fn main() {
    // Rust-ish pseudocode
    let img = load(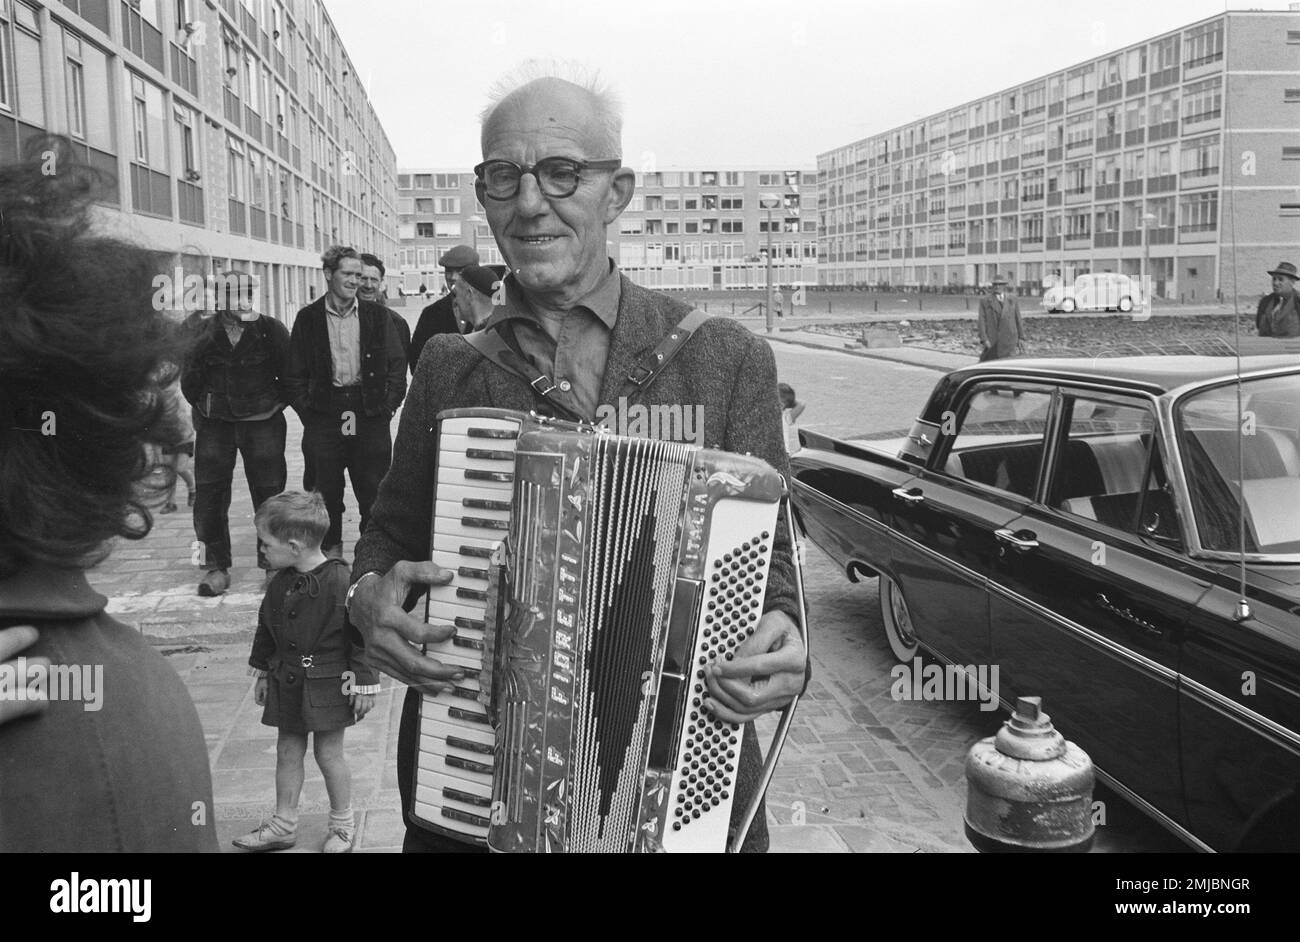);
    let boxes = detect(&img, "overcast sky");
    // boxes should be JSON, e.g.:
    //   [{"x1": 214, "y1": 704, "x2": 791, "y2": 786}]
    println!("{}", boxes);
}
[{"x1": 324, "y1": 0, "x2": 1256, "y2": 170}]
